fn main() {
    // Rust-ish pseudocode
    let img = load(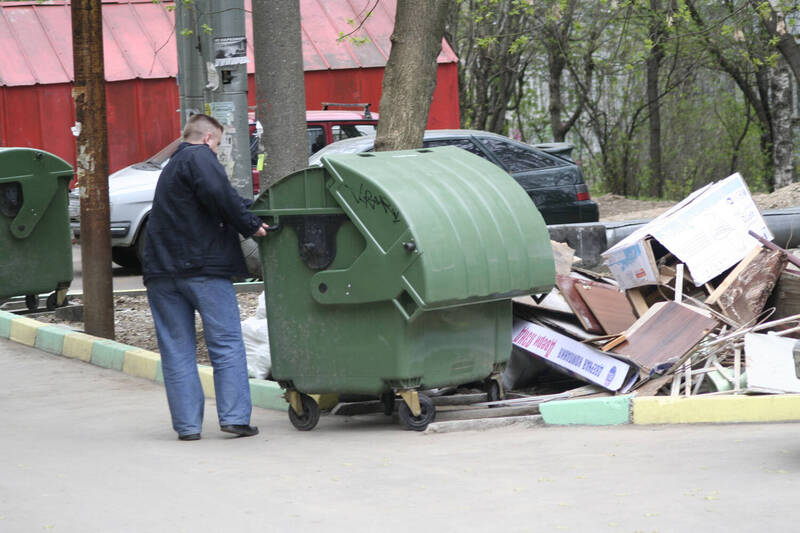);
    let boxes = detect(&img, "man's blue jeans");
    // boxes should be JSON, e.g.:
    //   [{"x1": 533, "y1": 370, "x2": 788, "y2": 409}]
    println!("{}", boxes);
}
[{"x1": 146, "y1": 276, "x2": 253, "y2": 436}]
